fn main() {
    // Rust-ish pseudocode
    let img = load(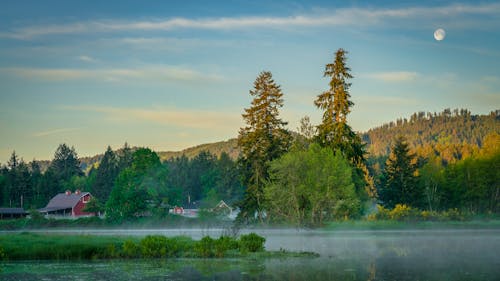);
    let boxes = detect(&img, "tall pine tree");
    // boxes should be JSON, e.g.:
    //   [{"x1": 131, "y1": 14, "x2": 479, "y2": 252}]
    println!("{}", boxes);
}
[
  {"x1": 91, "y1": 146, "x2": 120, "y2": 202},
  {"x1": 48, "y1": 144, "x2": 83, "y2": 193},
  {"x1": 237, "y1": 71, "x2": 291, "y2": 221},
  {"x1": 379, "y1": 136, "x2": 422, "y2": 208},
  {"x1": 314, "y1": 49, "x2": 365, "y2": 165}
]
